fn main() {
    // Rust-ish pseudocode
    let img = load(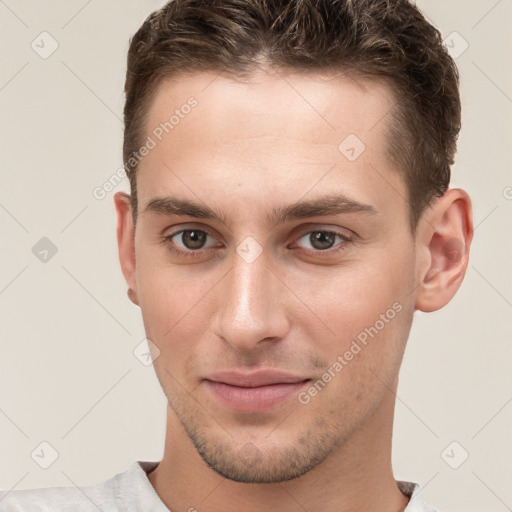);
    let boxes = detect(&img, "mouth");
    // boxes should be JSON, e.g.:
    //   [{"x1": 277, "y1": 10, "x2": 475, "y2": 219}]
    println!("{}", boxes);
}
[{"x1": 203, "y1": 370, "x2": 311, "y2": 413}]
